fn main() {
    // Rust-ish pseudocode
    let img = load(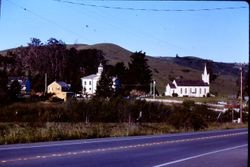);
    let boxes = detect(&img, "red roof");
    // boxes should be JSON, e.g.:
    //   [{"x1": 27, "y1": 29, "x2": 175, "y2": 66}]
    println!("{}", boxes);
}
[
  {"x1": 169, "y1": 83, "x2": 176, "y2": 88},
  {"x1": 175, "y1": 80, "x2": 209, "y2": 87}
]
